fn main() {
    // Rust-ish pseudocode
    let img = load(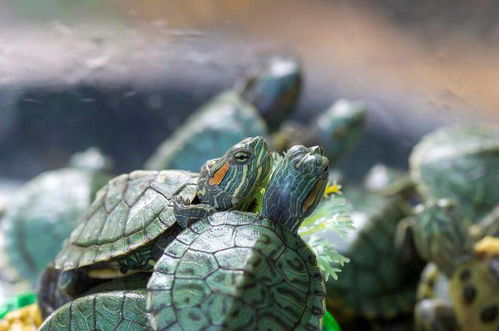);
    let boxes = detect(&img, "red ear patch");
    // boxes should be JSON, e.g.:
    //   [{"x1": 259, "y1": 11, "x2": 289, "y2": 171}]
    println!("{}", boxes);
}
[
  {"x1": 209, "y1": 162, "x2": 230, "y2": 186},
  {"x1": 302, "y1": 180, "x2": 324, "y2": 213}
]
